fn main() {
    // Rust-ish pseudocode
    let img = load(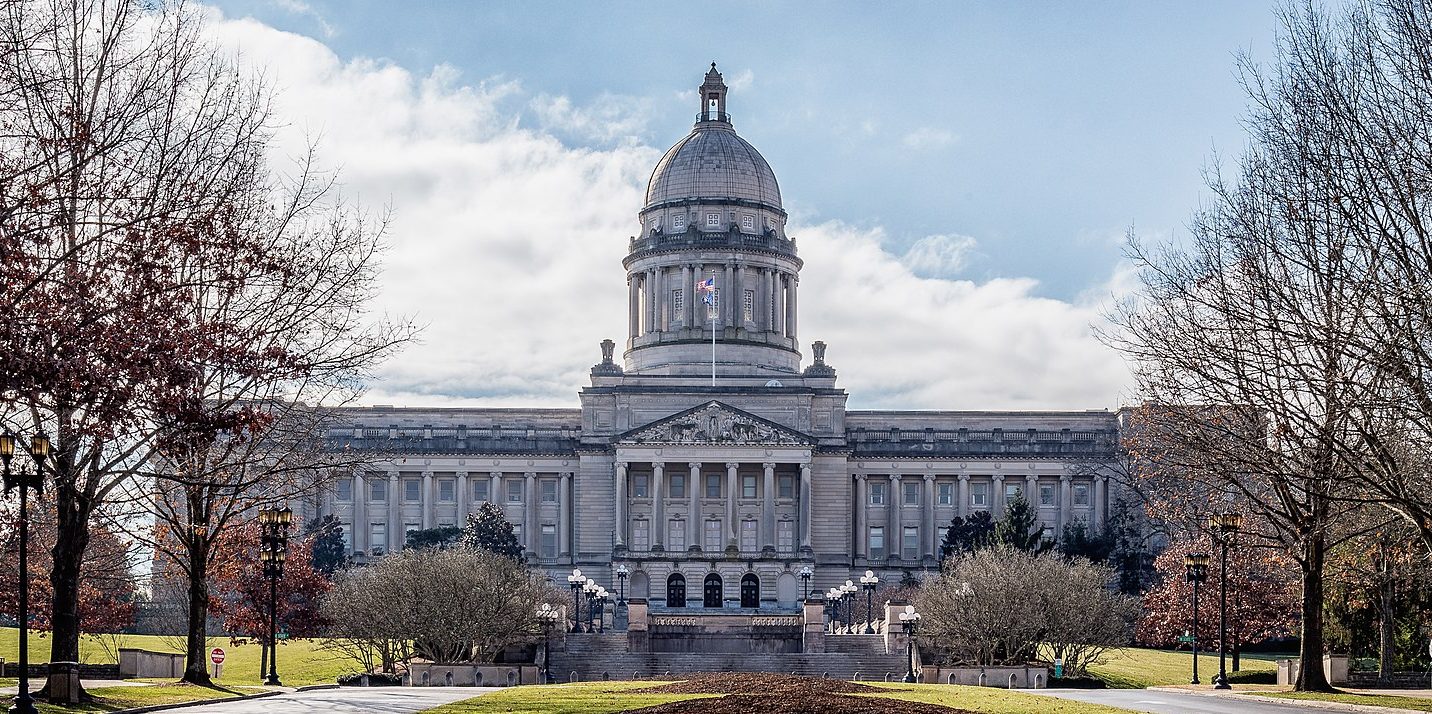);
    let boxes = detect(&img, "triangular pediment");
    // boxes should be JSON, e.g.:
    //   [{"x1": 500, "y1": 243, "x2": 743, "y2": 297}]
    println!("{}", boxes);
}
[{"x1": 619, "y1": 401, "x2": 814, "y2": 447}]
